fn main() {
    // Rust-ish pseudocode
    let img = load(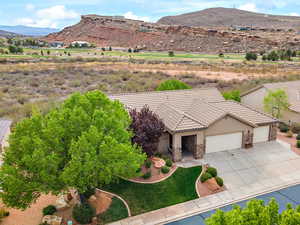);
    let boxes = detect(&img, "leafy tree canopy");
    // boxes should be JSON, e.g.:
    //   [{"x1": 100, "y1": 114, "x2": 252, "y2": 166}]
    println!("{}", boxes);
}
[
  {"x1": 156, "y1": 80, "x2": 191, "y2": 91},
  {"x1": 130, "y1": 106, "x2": 165, "y2": 156},
  {"x1": 264, "y1": 89, "x2": 290, "y2": 119},
  {"x1": 0, "y1": 91, "x2": 145, "y2": 209},
  {"x1": 222, "y1": 90, "x2": 241, "y2": 102},
  {"x1": 206, "y1": 198, "x2": 300, "y2": 225}
]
